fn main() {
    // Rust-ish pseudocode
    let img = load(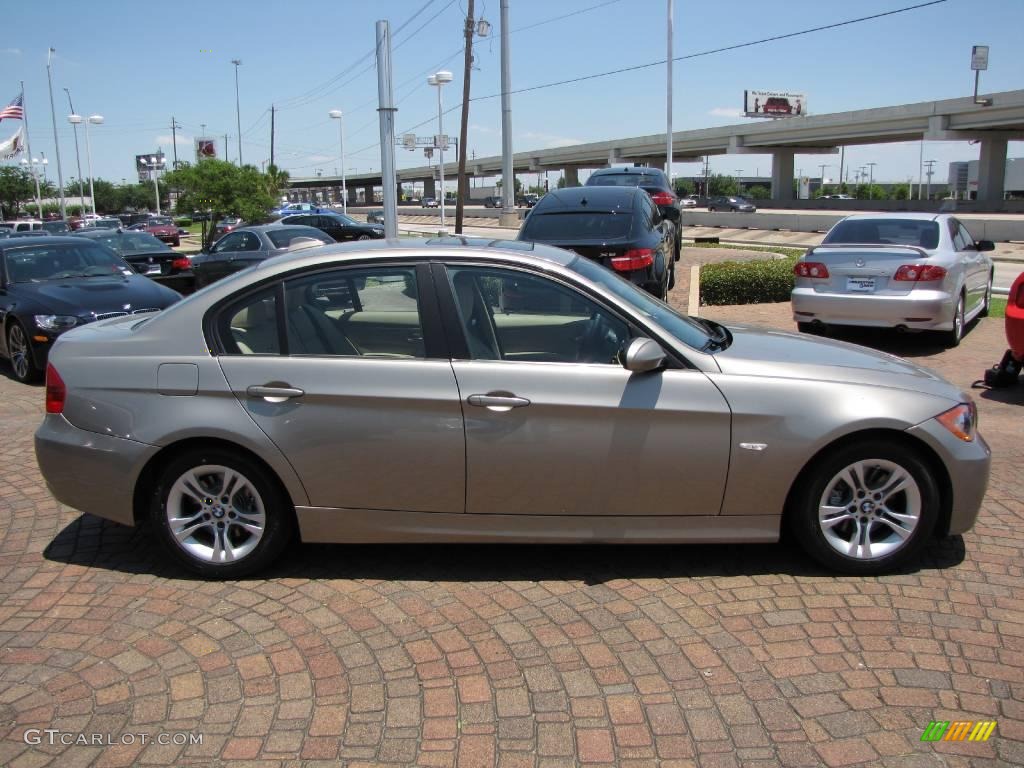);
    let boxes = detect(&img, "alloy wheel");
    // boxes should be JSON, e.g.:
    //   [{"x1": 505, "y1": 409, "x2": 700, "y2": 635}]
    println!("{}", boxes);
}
[
  {"x1": 8, "y1": 324, "x2": 30, "y2": 381},
  {"x1": 165, "y1": 465, "x2": 266, "y2": 564},
  {"x1": 817, "y1": 458, "x2": 921, "y2": 560}
]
